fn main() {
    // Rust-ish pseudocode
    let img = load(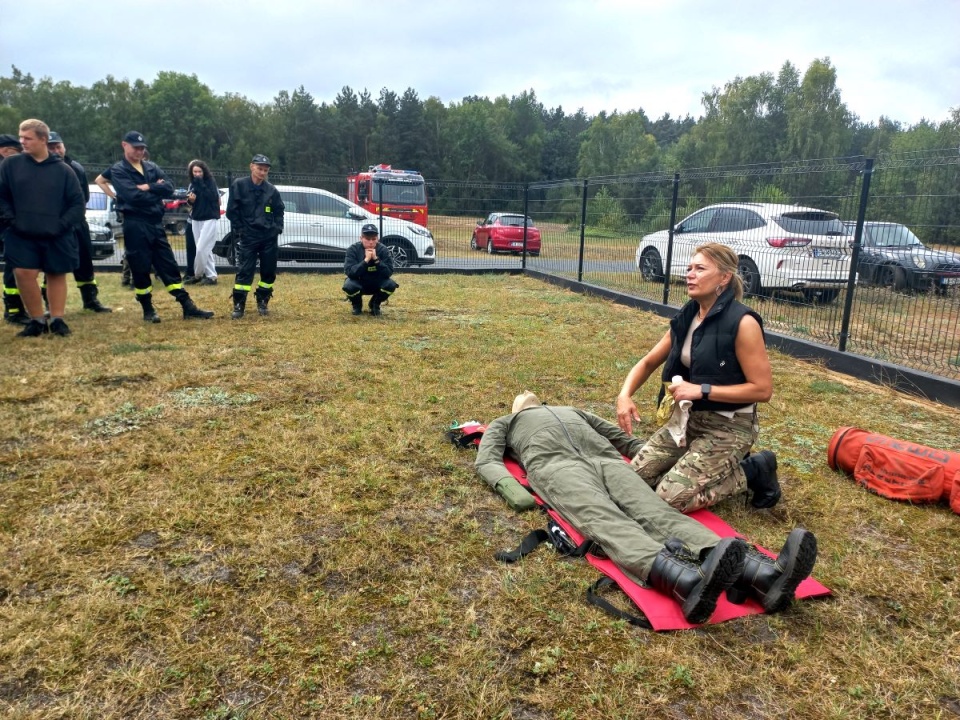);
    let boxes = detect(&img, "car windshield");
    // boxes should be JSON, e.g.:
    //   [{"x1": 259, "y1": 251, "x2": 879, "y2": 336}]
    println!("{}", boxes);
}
[
  {"x1": 87, "y1": 193, "x2": 108, "y2": 210},
  {"x1": 865, "y1": 224, "x2": 923, "y2": 248},
  {"x1": 774, "y1": 211, "x2": 846, "y2": 236},
  {"x1": 500, "y1": 215, "x2": 535, "y2": 227},
  {"x1": 371, "y1": 181, "x2": 426, "y2": 205}
]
